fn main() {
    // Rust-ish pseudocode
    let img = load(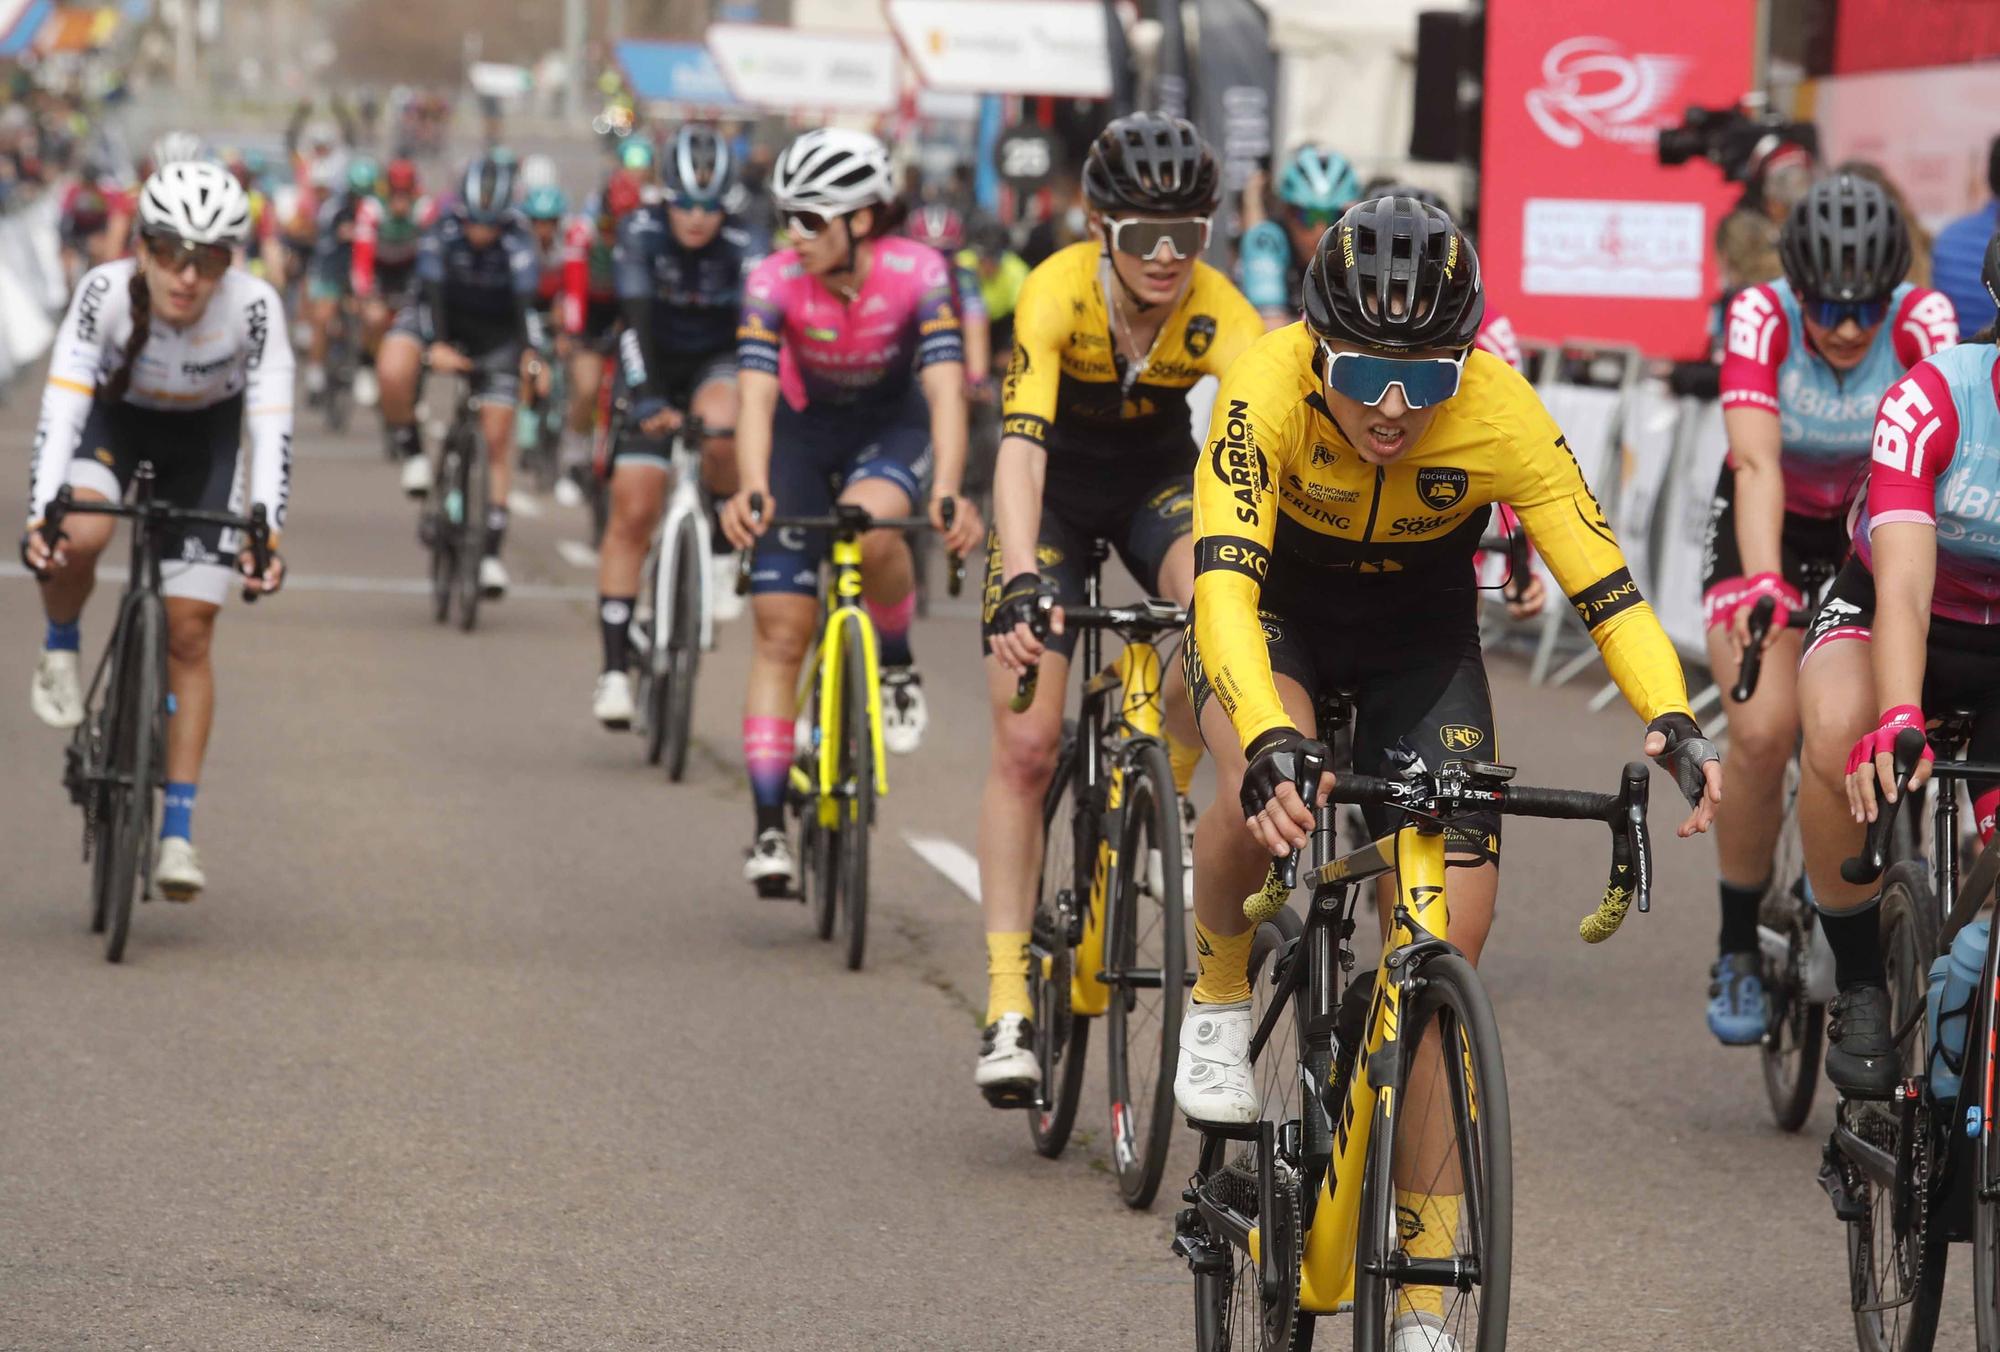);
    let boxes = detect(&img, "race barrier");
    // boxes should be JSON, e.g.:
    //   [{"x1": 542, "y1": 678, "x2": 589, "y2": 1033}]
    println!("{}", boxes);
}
[{"x1": 0, "y1": 191, "x2": 65, "y2": 392}]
